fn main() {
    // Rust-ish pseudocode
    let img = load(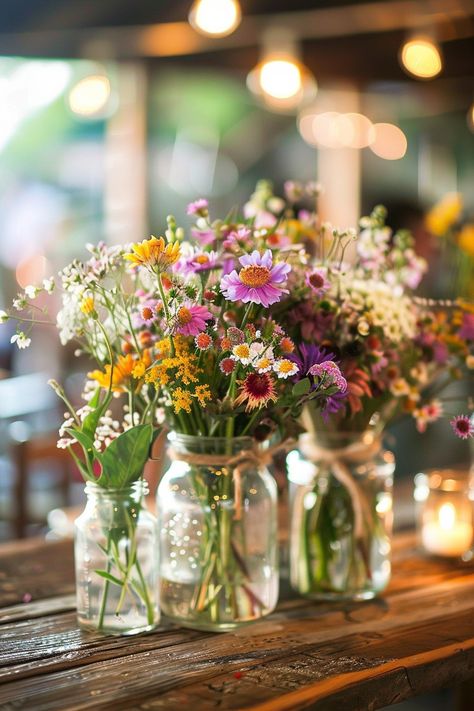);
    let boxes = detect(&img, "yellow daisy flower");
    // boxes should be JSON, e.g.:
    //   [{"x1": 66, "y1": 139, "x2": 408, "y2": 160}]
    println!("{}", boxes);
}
[{"x1": 125, "y1": 236, "x2": 181, "y2": 272}]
